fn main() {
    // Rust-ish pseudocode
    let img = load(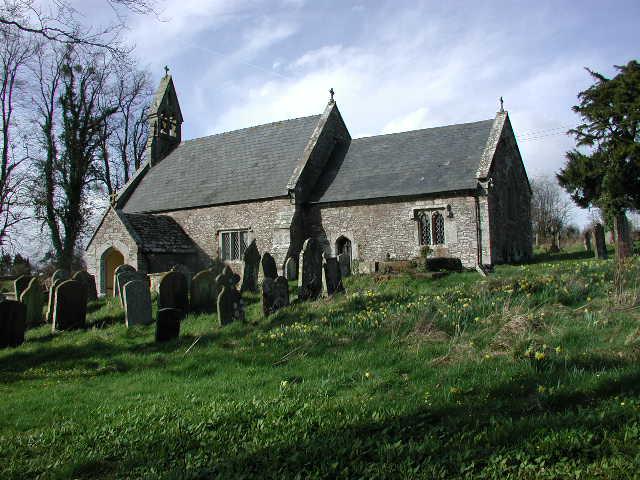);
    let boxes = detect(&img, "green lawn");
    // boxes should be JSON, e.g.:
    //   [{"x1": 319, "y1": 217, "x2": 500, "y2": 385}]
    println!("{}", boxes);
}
[{"x1": 1, "y1": 253, "x2": 640, "y2": 479}]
